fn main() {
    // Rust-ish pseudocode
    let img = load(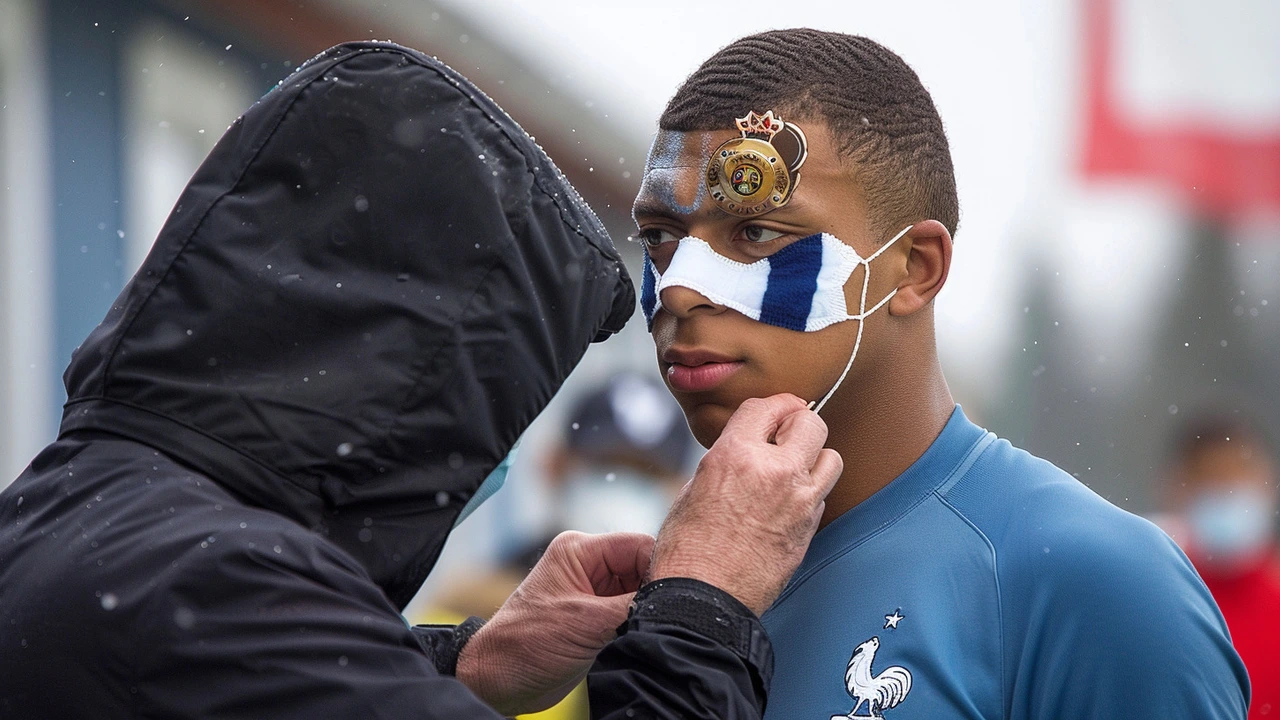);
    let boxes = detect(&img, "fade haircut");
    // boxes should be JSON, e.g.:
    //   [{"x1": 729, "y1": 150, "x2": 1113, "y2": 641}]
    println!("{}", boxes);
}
[{"x1": 660, "y1": 29, "x2": 959, "y2": 241}]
